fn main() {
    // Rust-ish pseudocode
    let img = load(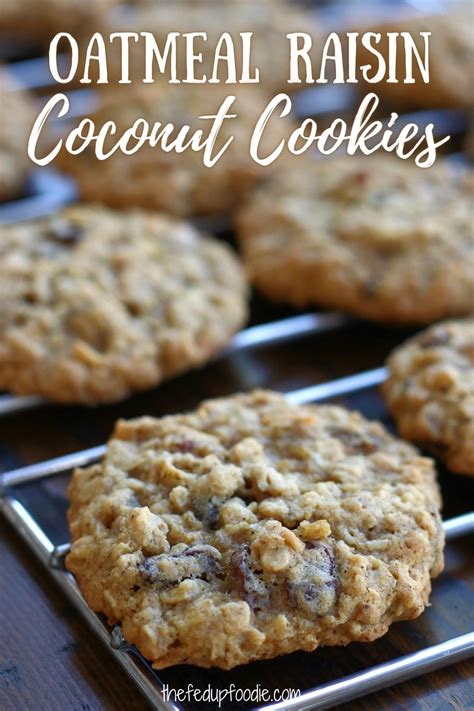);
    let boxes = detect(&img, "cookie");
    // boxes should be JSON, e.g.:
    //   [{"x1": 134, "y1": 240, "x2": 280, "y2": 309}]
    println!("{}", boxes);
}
[
  {"x1": 0, "y1": 67, "x2": 34, "y2": 202},
  {"x1": 383, "y1": 319, "x2": 474, "y2": 476},
  {"x1": 356, "y1": 5, "x2": 474, "y2": 109},
  {"x1": 67, "y1": 389, "x2": 444, "y2": 670},
  {"x1": 237, "y1": 155, "x2": 474, "y2": 324},
  {"x1": 0, "y1": 0, "x2": 117, "y2": 44},
  {"x1": 60, "y1": 84, "x2": 296, "y2": 218},
  {"x1": 99, "y1": 1, "x2": 316, "y2": 94},
  {"x1": 0, "y1": 205, "x2": 247, "y2": 404}
]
